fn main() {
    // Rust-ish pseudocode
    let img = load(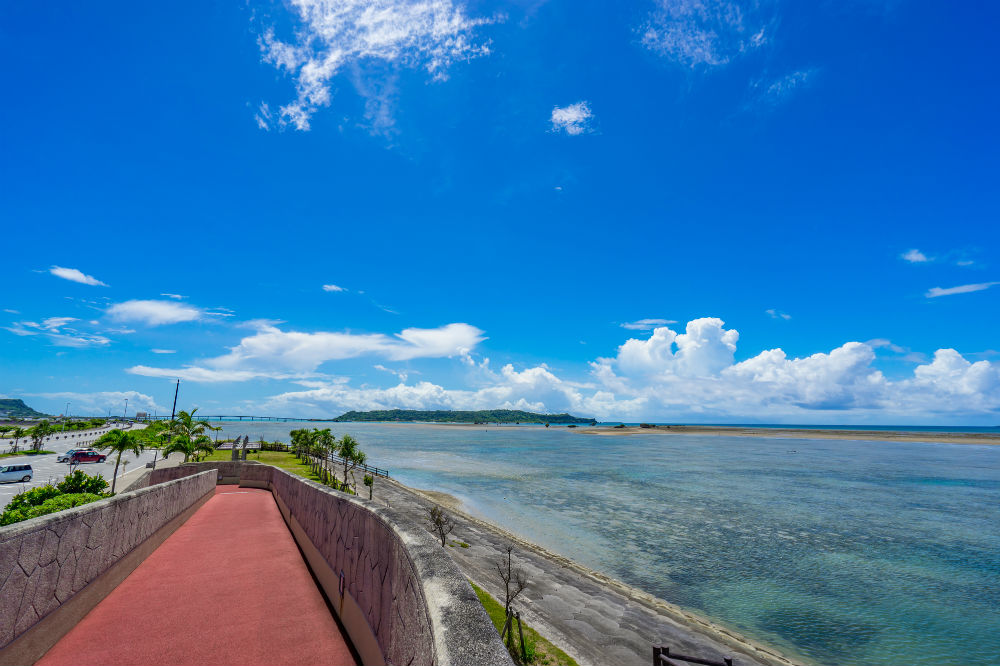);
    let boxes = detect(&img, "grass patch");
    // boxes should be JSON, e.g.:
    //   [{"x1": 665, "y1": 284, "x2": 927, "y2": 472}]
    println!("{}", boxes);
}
[
  {"x1": 0, "y1": 450, "x2": 55, "y2": 459},
  {"x1": 199, "y1": 449, "x2": 325, "y2": 484},
  {"x1": 469, "y1": 581, "x2": 578, "y2": 666}
]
